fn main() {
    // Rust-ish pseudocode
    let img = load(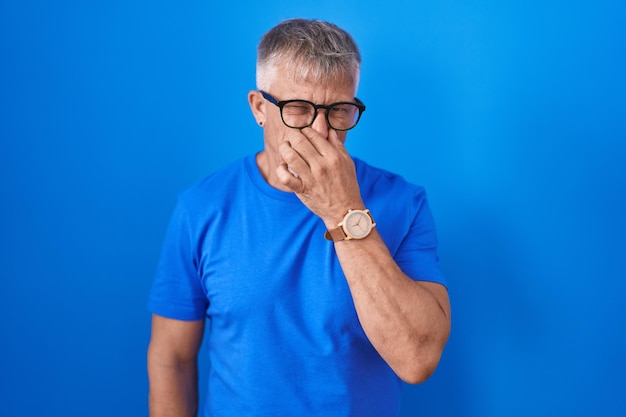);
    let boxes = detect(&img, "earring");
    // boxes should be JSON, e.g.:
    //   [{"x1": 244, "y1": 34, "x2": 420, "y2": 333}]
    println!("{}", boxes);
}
[{"x1": 259, "y1": 121, "x2": 264, "y2": 126}]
